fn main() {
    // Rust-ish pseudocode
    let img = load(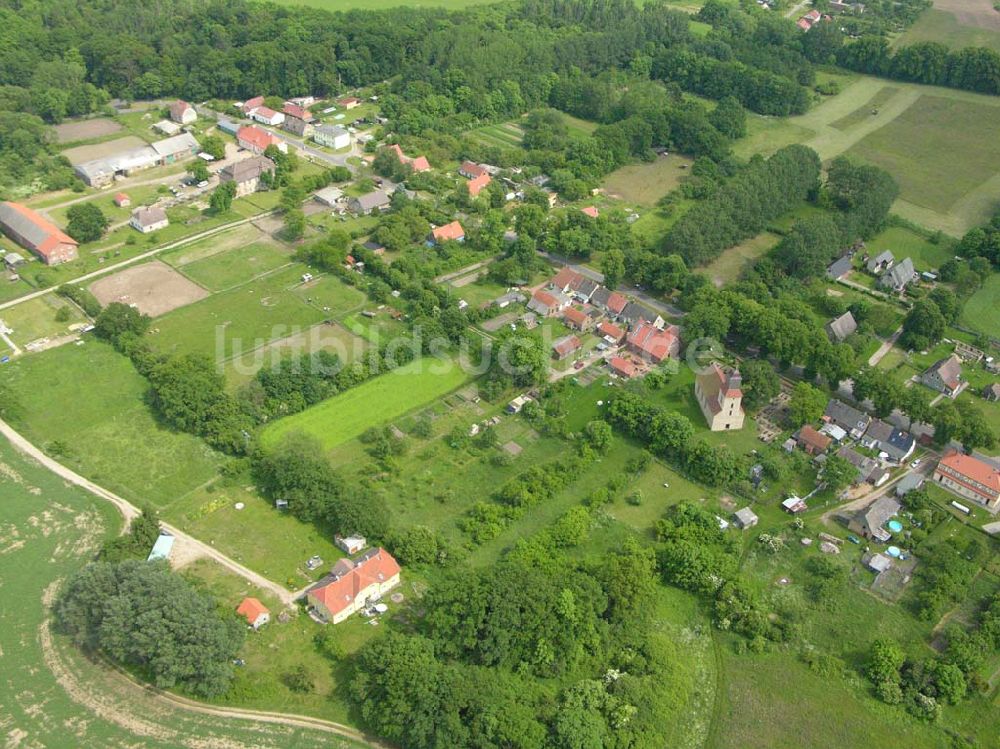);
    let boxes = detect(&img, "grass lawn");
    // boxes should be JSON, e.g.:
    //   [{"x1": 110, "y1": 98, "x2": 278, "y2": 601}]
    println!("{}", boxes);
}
[
  {"x1": 959, "y1": 272, "x2": 1000, "y2": 336},
  {"x1": 864, "y1": 225, "x2": 954, "y2": 272},
  {"x1": 733, "y1": 115, "x2": 816, "y2": 159},
  {"x1": 261, "y1": 356, "x2": 473, "y2": 450},
  {"x1": 468, "y1": 122, "x2": 524, "y2": 149},
  {"x1": 0, "y1": 294, "x2": 88, "y2": 348},
  {"x1": 176, "y1": 241, "x2": 294, "y2": 291},
  {"x1": 561, "y1": 112, "x2": 598, "y2": 138},
  {"x1": 601, "y1": 156, "x2": 695, "y2": 207},
  {"x1": 848, "y1": 95, "x2": 1000, "y2": 215},
  {"x1": 829, "y1": 85, "x2": 902, "y2": 131},
  {"x1": 702, "y1": 232, "x2": 781, "y2": 286},
  {"x1": 1, "y1": 340, "x2": 221, "y2": 508},
  {"x1": 895, "y1": 7, "x2": 1000, "y2": 54},
  {"x1": 150, "y1": 265, "x2": 363, "y2": 361}
]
